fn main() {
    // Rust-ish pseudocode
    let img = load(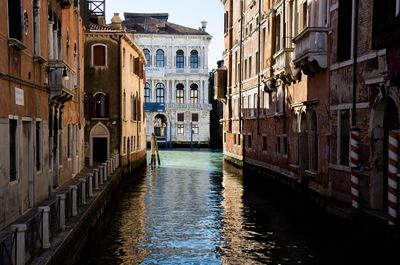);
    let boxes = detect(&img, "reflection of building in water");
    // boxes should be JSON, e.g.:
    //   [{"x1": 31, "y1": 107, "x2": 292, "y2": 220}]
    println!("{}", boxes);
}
[
  {"x1": 116, "y1": 178, "x2": 149, "y2": 263},
  {"x1": 123, "y1": 13, "x2": 212, "y2": 147},
  {"x1": 220, "y1": 166, "x2": 270, "y2": 264}
]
